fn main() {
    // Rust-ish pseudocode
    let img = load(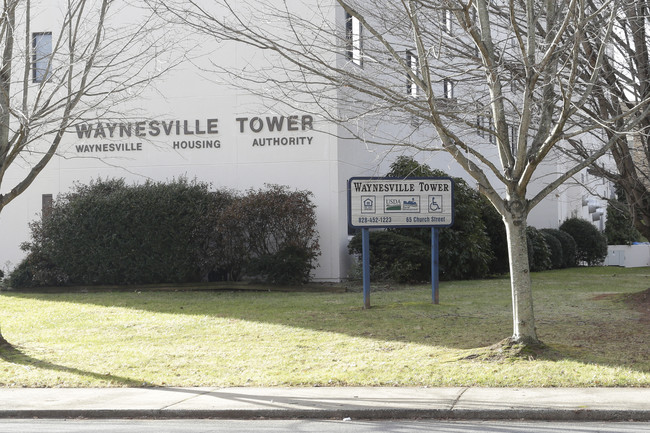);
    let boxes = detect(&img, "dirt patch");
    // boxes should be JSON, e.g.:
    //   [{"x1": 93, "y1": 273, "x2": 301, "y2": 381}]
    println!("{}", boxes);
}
[
  {"x1": 592, "y1": 293, "x2": 616, "y2": 301},
  {"x1": 594, "y1": 288, "x2": 650, "y2": 323},
  {"x1": 623, "y1": 288, "x2": 650, "y2": 323},
  {"x1": 623, "y1": 287, "x2": 650, "y2": 304}
]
